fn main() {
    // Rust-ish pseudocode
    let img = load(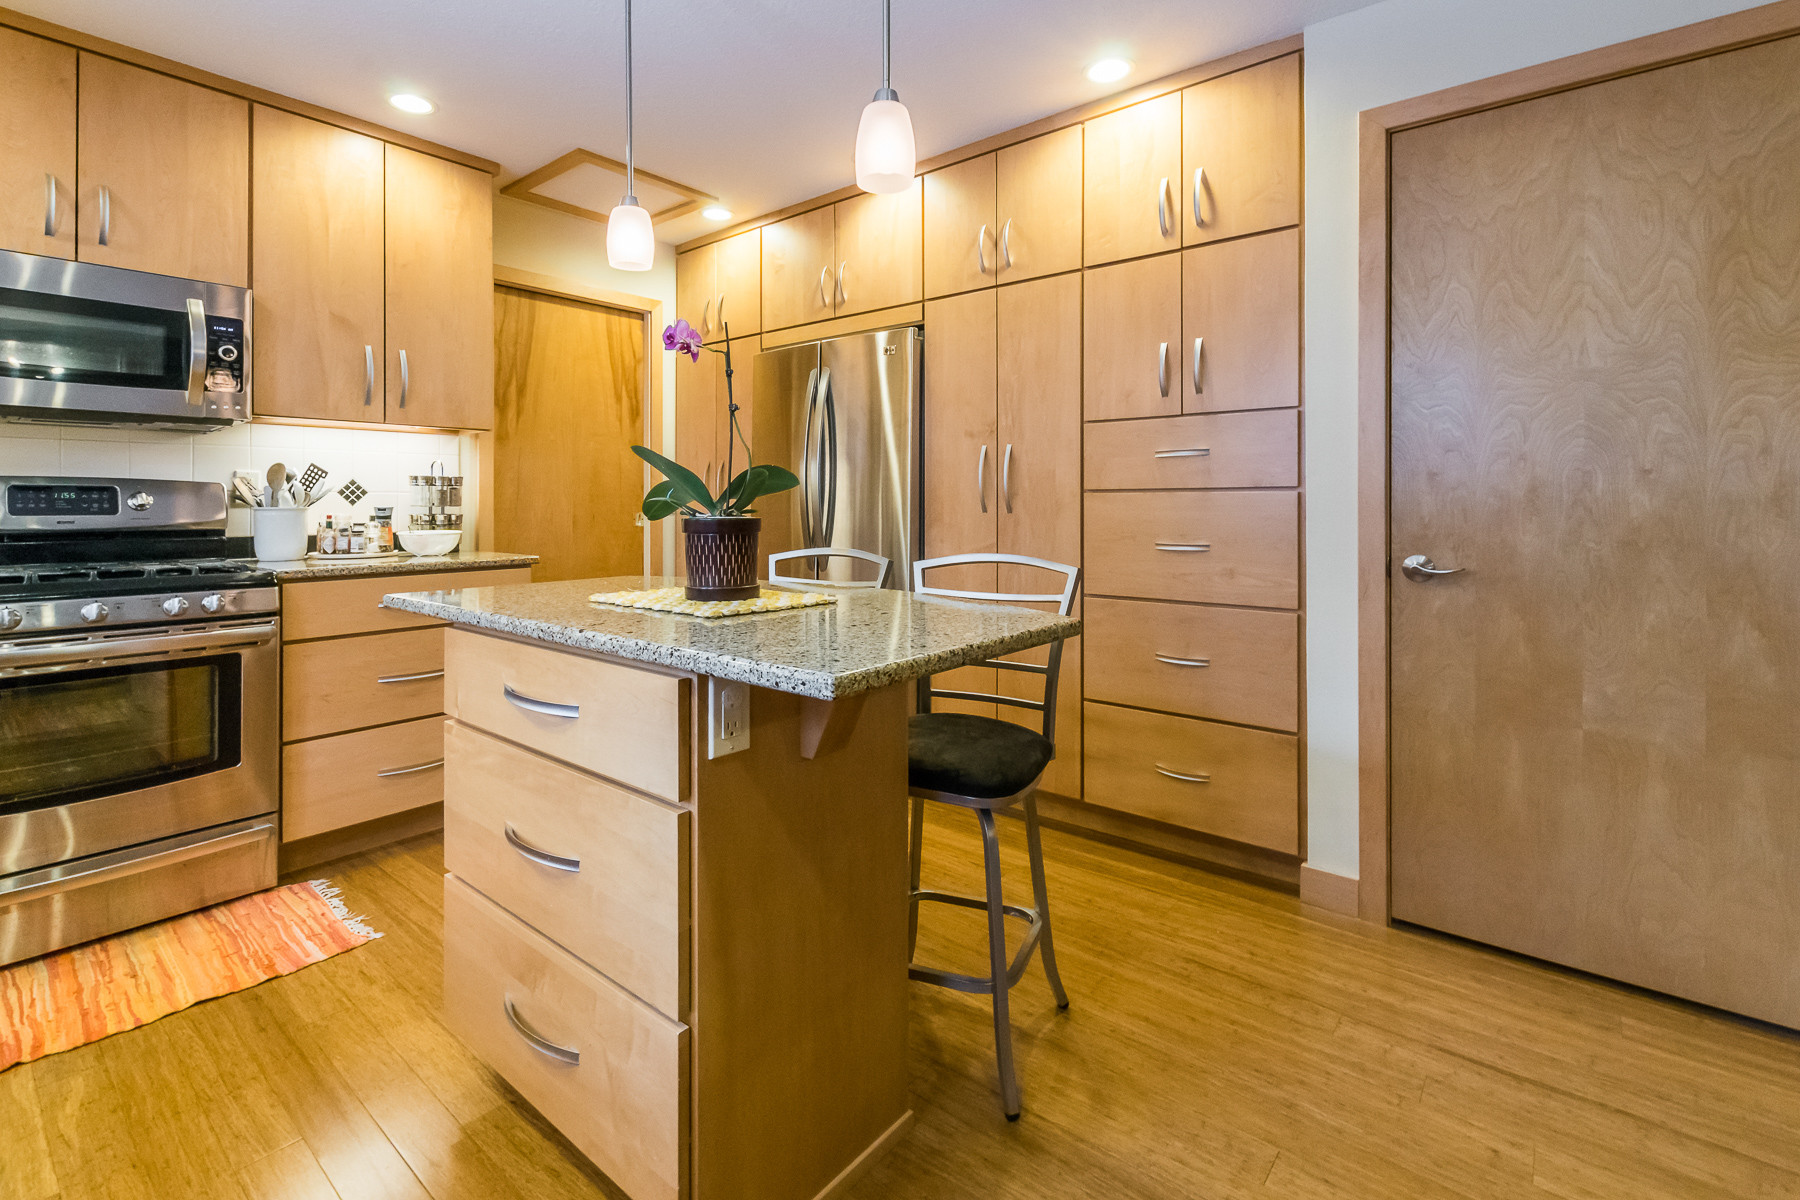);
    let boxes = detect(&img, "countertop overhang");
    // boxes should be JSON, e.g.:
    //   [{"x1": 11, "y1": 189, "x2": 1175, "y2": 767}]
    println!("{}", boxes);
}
[
  {"x1": 265, "y1": 550, "x2": 539, "y2": 582},
  {"x1": 380, "y1": 575, "x2": 1081, "y2": 700}
]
